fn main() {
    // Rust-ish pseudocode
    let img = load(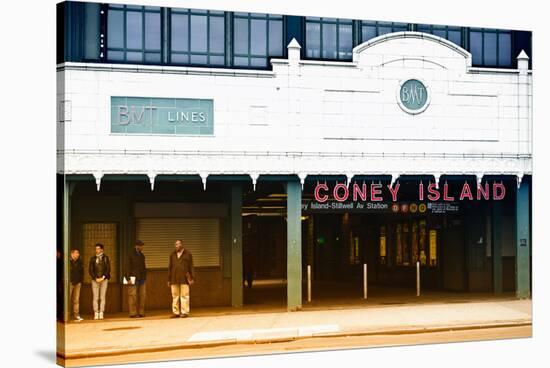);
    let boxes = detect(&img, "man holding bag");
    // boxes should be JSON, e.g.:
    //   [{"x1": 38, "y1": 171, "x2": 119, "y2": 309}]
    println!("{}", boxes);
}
[
  {"x1": 126, "y1": 239, "x2": 147, "y2": 318},
  {"x1": 167, "y1": 239, "x2": 195, "y2": 318}
]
